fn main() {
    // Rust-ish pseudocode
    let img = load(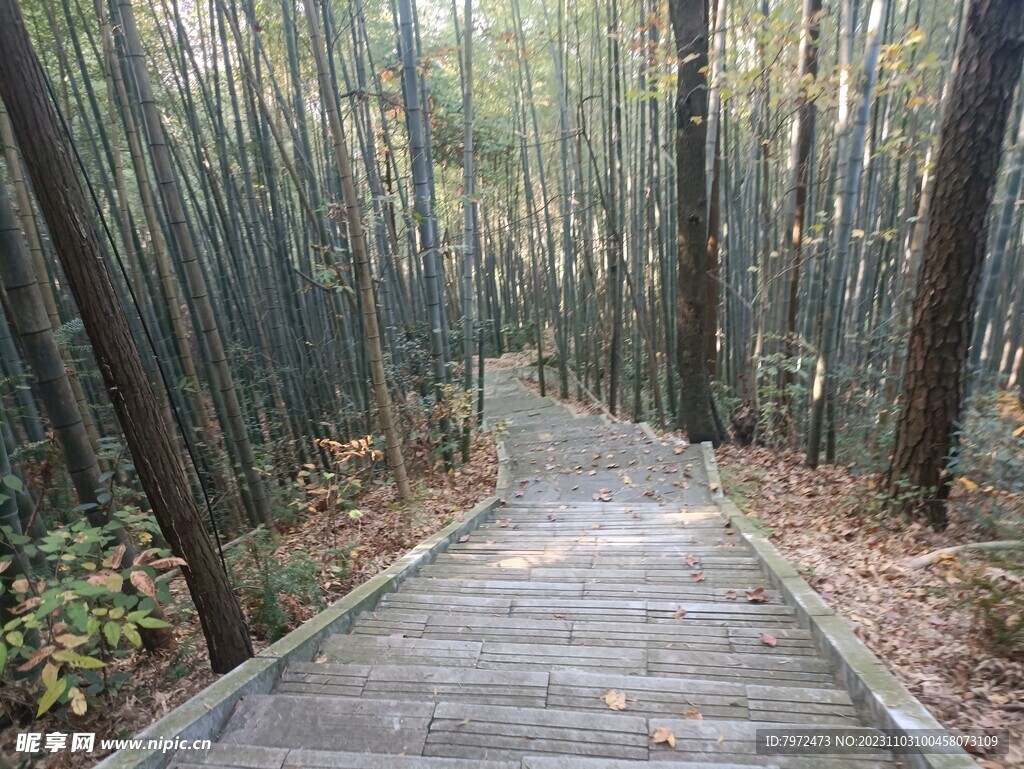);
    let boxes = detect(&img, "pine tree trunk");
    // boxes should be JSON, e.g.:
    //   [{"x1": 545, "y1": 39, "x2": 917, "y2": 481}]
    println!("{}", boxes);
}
[
  {"x1": 887, "y1": 0, "x2": 1024, "y2": 527},
  {"x1": 0, "y1": 0, "x2": 251, "y2": 671}
]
